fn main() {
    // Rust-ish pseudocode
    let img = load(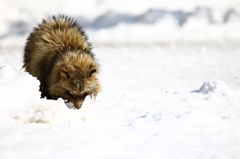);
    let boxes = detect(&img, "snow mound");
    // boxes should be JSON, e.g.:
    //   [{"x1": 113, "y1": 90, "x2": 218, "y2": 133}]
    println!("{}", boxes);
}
[
  {"x1": 0, "y1": 65, "x2": 86, "y2": 125},
  {"x1": 0, "y1": 65, "x2": 40, "y2": 111},
  {"x1": 13, "y1": 99, "x2": 86, "y2": 125},
  {"x1": 197, "y1": 79, "x2": 234, "y2": 96},
  {"x1": 0, "y1": 65, "x2": 18, "y2": 79}
]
